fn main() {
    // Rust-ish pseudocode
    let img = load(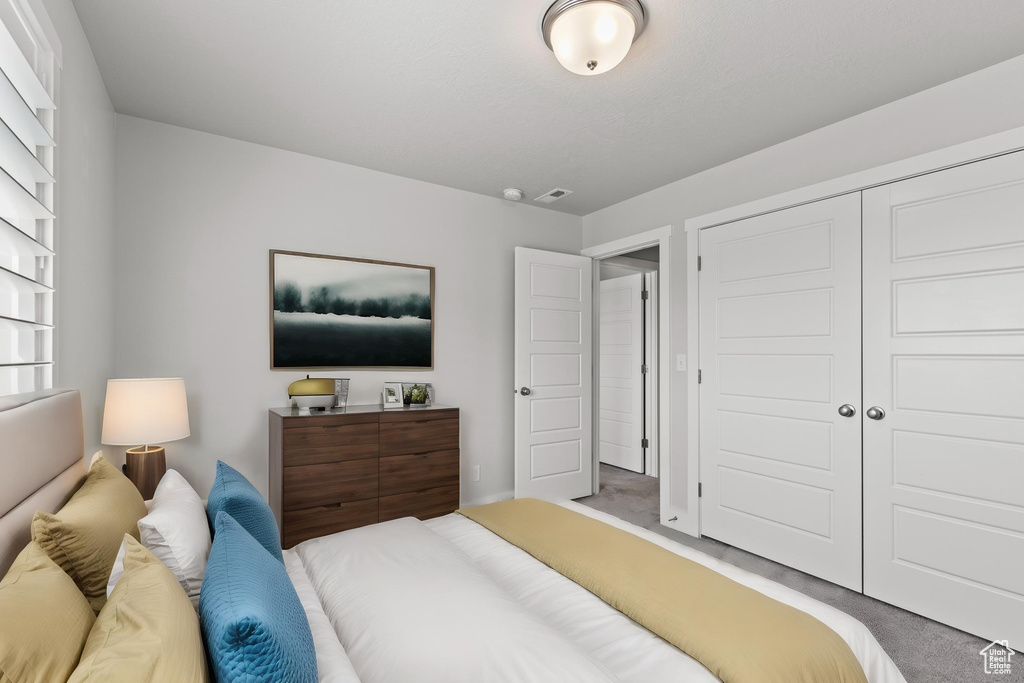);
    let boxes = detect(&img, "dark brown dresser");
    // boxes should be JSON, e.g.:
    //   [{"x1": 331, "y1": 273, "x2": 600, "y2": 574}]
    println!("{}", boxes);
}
[{"x1": 269, "y1": 404, "x2": 460, "y2": 548}]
